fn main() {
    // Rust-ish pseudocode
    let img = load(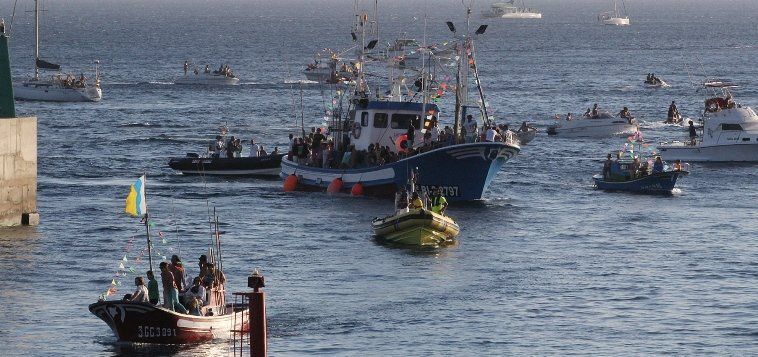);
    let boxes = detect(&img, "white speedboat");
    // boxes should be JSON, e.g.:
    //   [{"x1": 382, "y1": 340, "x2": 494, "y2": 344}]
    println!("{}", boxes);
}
[
  {"x1": 598, "y1": 1, "x2": 630, "y2": 26},
  {"x1": 482, "y1": 1, "x2": 542, "y2": 19},
  {"x1": 175, "y1": 72, "x2": 239, "y2": 86},
  {"x1": 657, "y1": 83, "x2": 758, "y2": 162},
  {"x1": 547, "y1": 112, "x2": 638, "y2": 137},
  {"x1": 13, "y1": 0, "x2": 102, "y2": 102}
]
